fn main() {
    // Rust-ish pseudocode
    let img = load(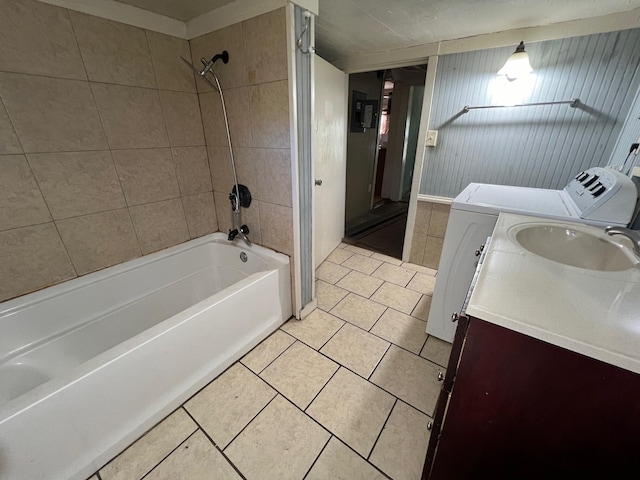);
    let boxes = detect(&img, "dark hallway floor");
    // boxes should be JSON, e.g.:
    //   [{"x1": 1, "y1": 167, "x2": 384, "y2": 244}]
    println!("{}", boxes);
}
[{"x1": 344, "y1": 201, "x2": 408, "y2": 259}]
